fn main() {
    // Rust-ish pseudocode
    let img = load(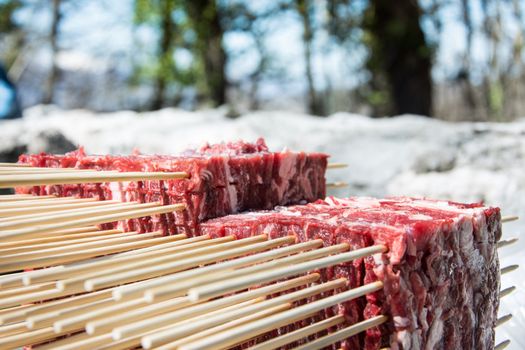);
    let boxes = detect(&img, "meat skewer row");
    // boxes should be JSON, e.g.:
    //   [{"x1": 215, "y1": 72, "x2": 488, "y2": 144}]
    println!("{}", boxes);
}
[
  {"x1": 0, "y1": 180, "x2": 518, "y2": 349},
  {"x1": 0, "y1": 221, "x2": 516, "y2": 350}
]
